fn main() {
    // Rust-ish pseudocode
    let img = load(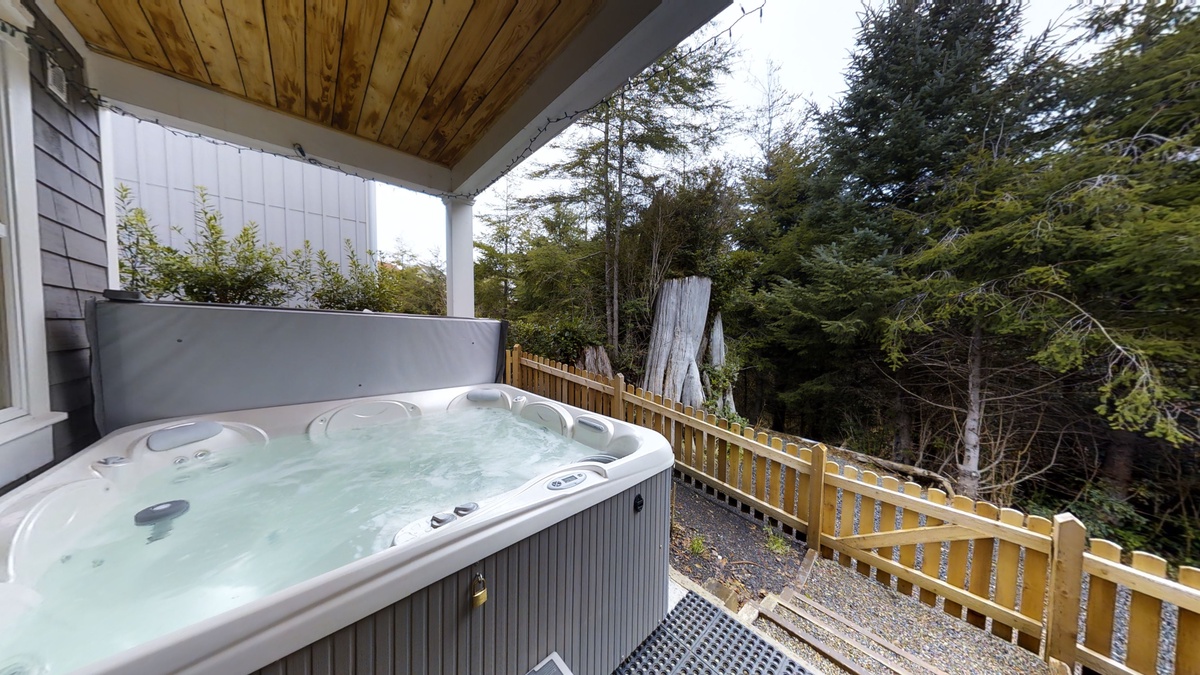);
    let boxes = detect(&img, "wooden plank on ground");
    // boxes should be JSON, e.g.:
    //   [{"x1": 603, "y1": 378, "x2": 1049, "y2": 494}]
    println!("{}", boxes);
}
[
  {"x1": 1083, "y1": 539, "x2": 1121, "y2": 664},
  {"x1": 1126, "y1": 552, "x2": 1167, "y2": 674},
  {"x1": 785, "y1": 595, "x2": 950, "y2": 675},
  {"x1": 755, "y1": 605, "x2": 874, "y2": 675},
  {"x1": 794, "y1": 549, "x2": 819, "y2": 591},
  {"x1": 773, "y1": 599, "x2": 921, "y2": 675},
  {"x1": 896, "y1": 482, "x2": 922, "y2": 596},
  {"x1": 991, "y1": 508, "x2": 1024, "y2": 641}
]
